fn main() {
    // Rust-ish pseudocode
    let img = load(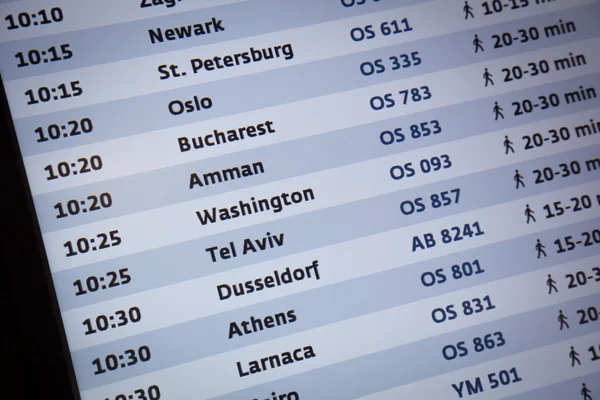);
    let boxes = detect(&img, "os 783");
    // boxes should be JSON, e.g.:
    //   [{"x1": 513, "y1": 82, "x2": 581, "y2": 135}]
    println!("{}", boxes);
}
[{"x1": 370, "y1": 85, "x2": 432, "y2": 110}]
